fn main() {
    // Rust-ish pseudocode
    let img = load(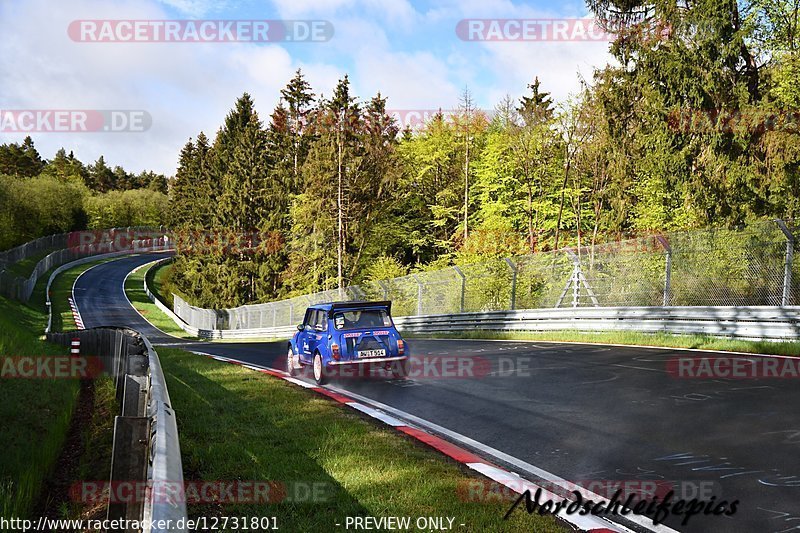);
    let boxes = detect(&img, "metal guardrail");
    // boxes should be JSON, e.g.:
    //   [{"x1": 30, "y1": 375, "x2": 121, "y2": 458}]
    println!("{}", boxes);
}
[
  {"x1": 156, "y1": 299, "x2": 800, "y2": 342},
  {"x1": 47, "y1": 328, "x2": 187, "y2": 533},
  {"x1": 393, "y1": 306, "x2": 800, "y2": 341}
]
